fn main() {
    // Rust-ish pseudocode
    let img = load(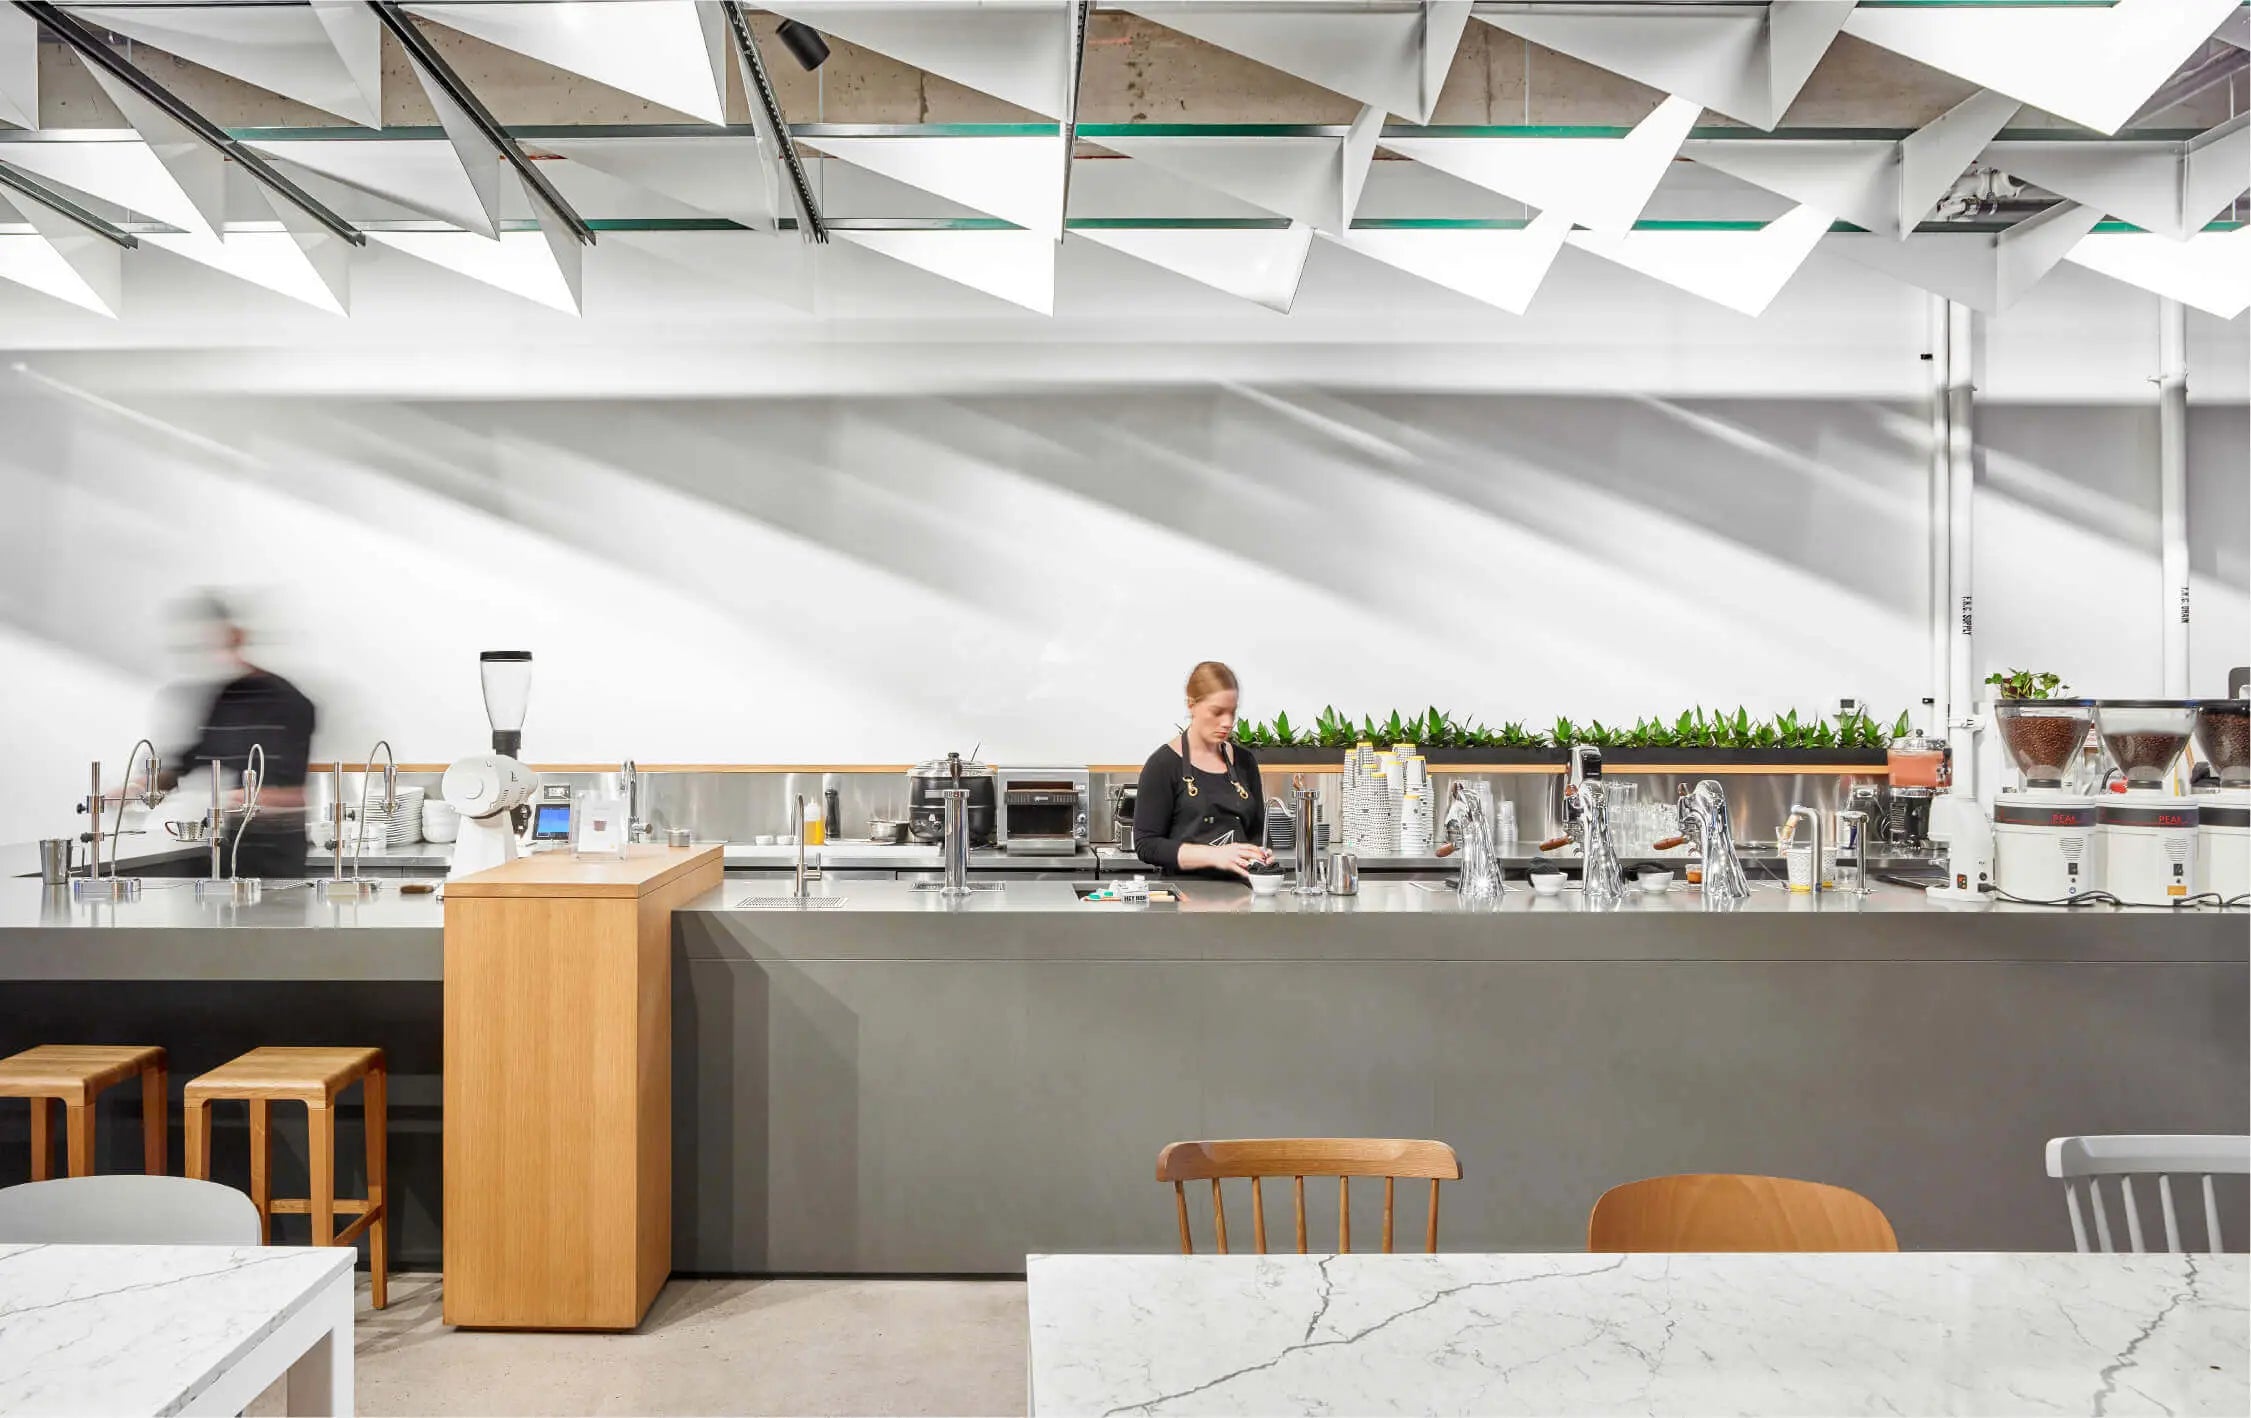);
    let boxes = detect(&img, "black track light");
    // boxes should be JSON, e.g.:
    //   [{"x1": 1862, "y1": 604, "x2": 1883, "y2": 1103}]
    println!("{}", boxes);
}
[{"x1": 776, "y1": 18, "x2": 830, "y2": 71}]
